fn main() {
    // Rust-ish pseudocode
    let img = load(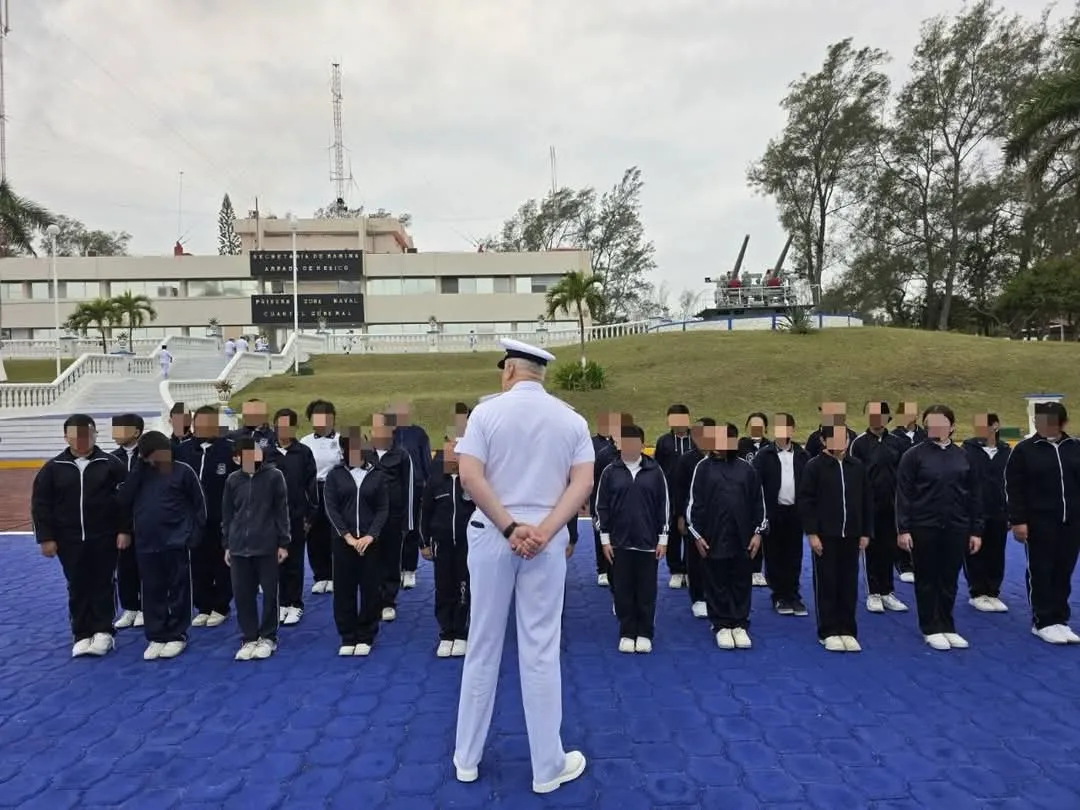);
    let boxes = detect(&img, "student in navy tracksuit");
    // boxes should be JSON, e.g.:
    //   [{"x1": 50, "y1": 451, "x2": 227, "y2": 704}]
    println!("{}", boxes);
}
[
  {"x1": 848, "y1": 401, "x2": 910, "y2": 614},
  {"x1": 176, "y1": 406, "x2": 238, "y2": 627},
  {"x1": 392, "y1": 404, "x2": 432, "y2": 590},
  {"x1": 369, "y1": 412, "x2": 416, "y2": 621},
  {"x1": 896, "y1": 405, "x2": 983, "y2": 651},
  {"x1": 961, "y1": 413, "x2": 1011, "y2": 613},
  {"x1": 891, "y1": 401, "x2": 926, "y2": 580},
  {"x1": 590, "y1": 413, "x2": 619, "y2": 586},
  {"x1": 31, "y1": 414, "x2": 127, "y2": 658},
  {"x1": 596, "y1": 424, "x2": 670, "y2": 653},
  {"x1": 798, "y1": 424, "x2": 873, "y2": 652},
  {"x1": 270, "y1": 408, "x2": 318, "y2": 625},
  {"x1": 670, "y1": 417, "x2": 716, "y2": 618},
  {"x1": 738, "y1": 413, "x2": 771, "y2": 587},
  {"x1": 805, "y1": 403, "x2": 858, "y2": 458},
  {"x1": 169, "y1": 403, "x2": 192, "y2": 450},
  {"x1": 110, "y1": 413, "x2": 145, "y2": 630},
  {"x1": 686, "y1": 423, "x2": 767, "y2": 651},
  {"x1": 653, "y1": 404, "x2": 694, "y2": 589},
  {"x1": 1005, "y1": 401, "x2": 1080, "y2": 644},
  {"x1": 324, "y1": 430, "x2": 391, "y2": 656},
  {"x1": 230, "y1": 399, "x2": 278, "y2": 451},
  {"x1": 118, "y1": 431, "x2": 207, "y2": 661},
  {"x1": 753, "y1": 413, "x2": 809, "y2": 616},
  {"x1": 420, "y1": 440, "x2": 476, "y2": 658}
]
